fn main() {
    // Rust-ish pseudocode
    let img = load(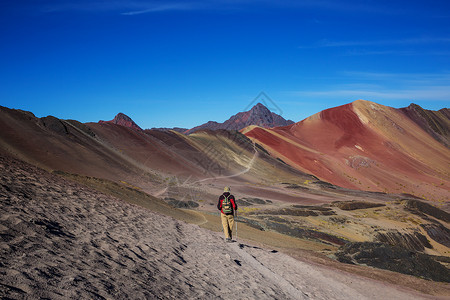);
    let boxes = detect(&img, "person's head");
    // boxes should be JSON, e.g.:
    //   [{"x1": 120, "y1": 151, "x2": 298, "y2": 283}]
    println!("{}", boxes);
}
[{"x1": 224, "y1": 186, "x2": 230, "y2": 193}]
